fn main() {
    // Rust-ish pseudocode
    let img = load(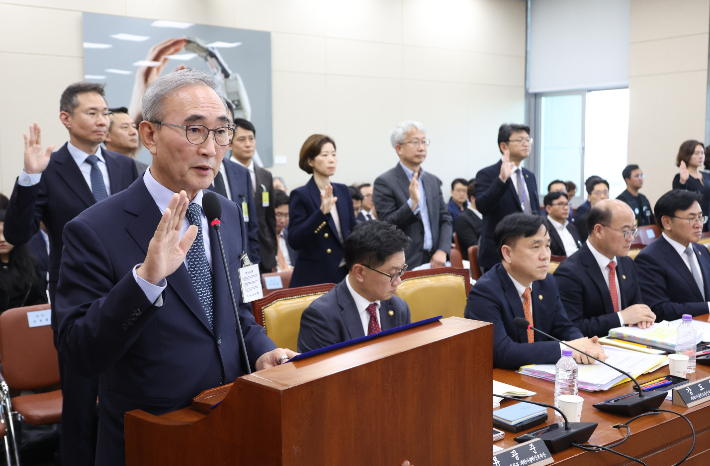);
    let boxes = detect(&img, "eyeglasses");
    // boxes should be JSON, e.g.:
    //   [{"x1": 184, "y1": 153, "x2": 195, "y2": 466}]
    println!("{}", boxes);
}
[
  {"x1": 592, "y1": 190, "x2": 610, "y2": 197},
  {"x1": 74, "y1": 110, "x2": 113, "y2": 121},
  {"x1": 551, "y1": 202, "x2": 572, "y2": 207},
  {"x1": 631, "y1": 174, "x2": 645, "y2": 179},
  {"x1": 363, "y1": 263, "x2": 408, "y2": 283},
  {"x1": 508, "y1": 137, "x2": 533, "y2": 145},
  {"x1": 155, "y1": 122, "x2": 235, "y2": 146},
  {"x1": 672, "y1": 215, "x2": 708, "y2": 225},
  {"x1": 275, "y1": 212, "x2": 289, "y2": 220},
  {"x1": 403, "y1": 139, "x2": 430, "y2": 147},
  {"x1": 601, "y1": 225, "x2": 639, "y2": 240}
]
